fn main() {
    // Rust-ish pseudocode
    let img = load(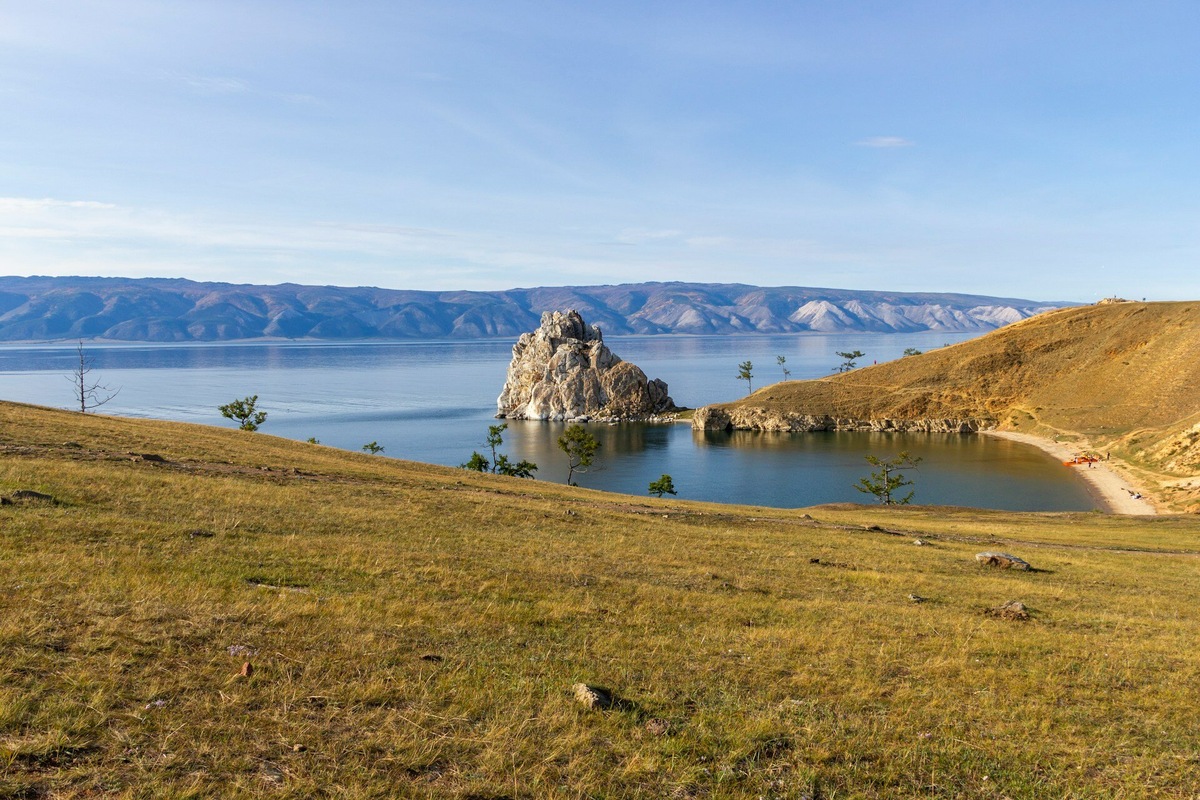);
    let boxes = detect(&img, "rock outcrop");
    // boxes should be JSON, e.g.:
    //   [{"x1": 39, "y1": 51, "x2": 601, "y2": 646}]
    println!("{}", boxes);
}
[
  {"x1": 691, "y1": 405, "x2": 994, "y2": 434},
  {"x1": 497, "y1": 310, "x2": 676, "y2": 421}
]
